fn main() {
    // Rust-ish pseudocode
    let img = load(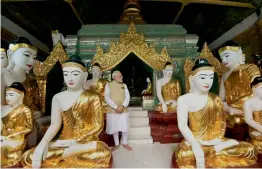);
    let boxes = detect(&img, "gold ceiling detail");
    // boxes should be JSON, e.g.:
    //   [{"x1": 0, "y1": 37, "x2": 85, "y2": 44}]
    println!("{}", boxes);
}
[
  {"x1": 92, "y1": 22, "x2": 172, "y2": 71},
  {"x1": 184, "y1": 42, "x2": 227, "y2": 93}
]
